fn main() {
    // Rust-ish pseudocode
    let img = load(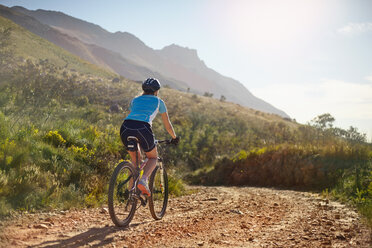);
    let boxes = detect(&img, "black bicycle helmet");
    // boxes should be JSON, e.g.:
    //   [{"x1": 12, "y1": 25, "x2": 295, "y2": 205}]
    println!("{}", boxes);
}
[{"x1": 142, "y1": 78, "x2": 161, "y2": 93}]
